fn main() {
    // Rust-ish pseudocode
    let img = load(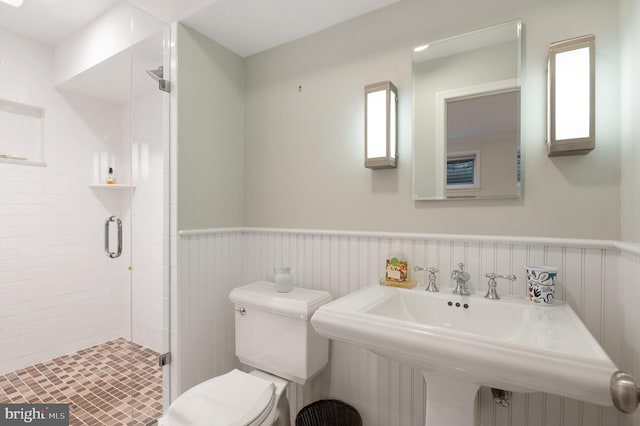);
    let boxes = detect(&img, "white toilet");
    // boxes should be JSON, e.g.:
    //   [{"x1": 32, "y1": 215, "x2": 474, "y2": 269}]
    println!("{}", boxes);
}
[{"x1": 160, "y1": 281, "x2": 333, "y2": 426}]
